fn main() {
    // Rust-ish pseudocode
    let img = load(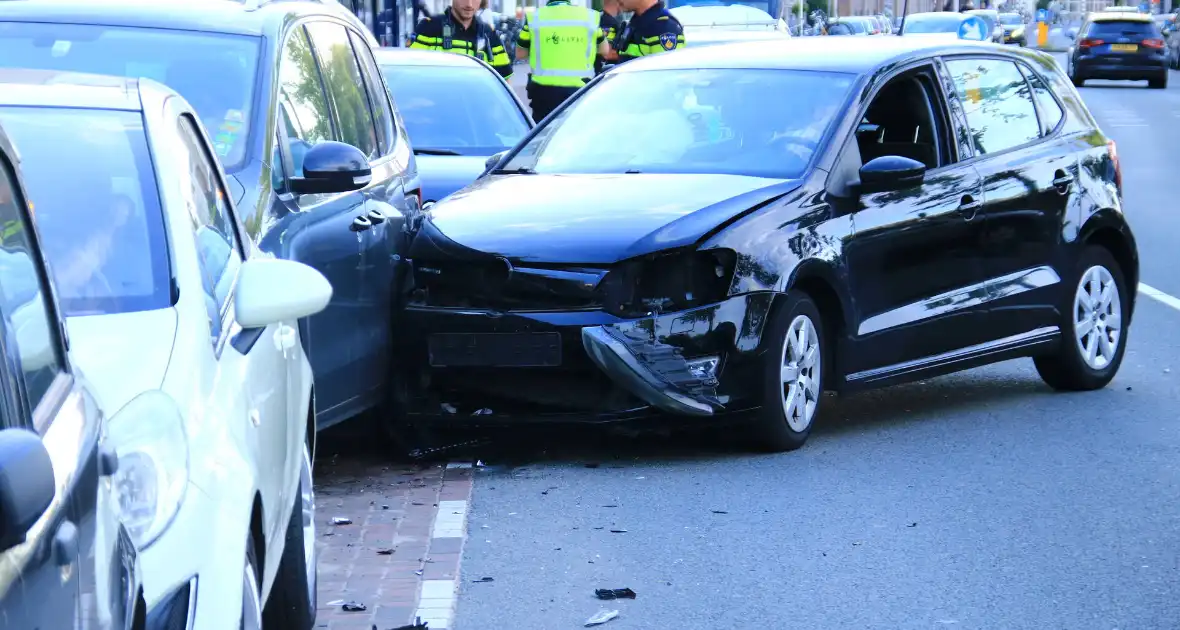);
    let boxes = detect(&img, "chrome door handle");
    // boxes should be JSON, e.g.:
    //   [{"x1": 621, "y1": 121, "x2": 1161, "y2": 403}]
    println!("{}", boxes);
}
[
  {"x1": 367, "y1": 209, "x2": 387, "y2": 224},
  {"x1": 958, "y1": 198, "x2": 982, "y2": 213},
  {"x1": 1052, "y1": 174, "x2": 1073, "y2": 191},
  {"x1": 350, "y1": 215, "x2": 373, "y2": 232}
]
